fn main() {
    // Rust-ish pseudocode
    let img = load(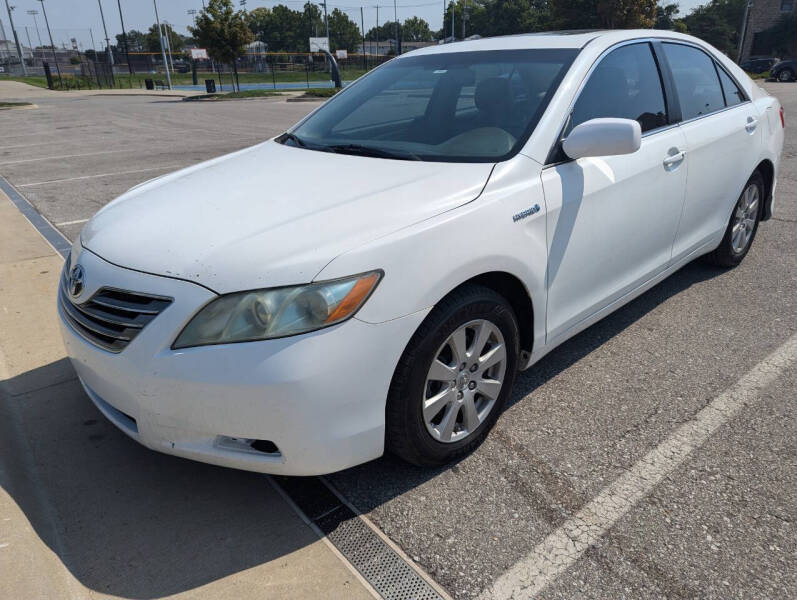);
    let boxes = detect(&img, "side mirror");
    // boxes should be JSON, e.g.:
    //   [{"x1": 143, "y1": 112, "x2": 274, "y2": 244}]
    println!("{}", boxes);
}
[{"x1": 562, "y1": 118, "x2": 642, "y2": 160}]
